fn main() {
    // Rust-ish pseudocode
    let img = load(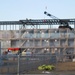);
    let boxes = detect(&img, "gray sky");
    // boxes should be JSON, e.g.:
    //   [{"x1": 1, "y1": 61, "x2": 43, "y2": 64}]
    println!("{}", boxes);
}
[{"x1": 0, "y1": 0, "x2": 75, "y2": 21}]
